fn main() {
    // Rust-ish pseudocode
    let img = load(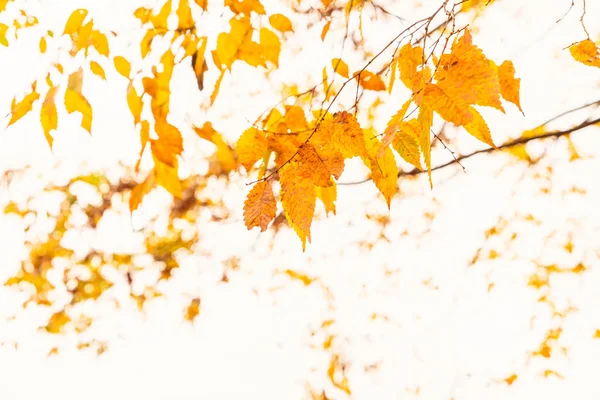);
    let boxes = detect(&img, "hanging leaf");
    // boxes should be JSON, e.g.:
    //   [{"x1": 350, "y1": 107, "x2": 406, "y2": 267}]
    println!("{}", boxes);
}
[
  {"x1": 269, "y1": 14, "x2": 293, "y2": 33},
  {"x1": 236, "y1": 127, "x2": 267, "y2": 172},
  {"x1": 497, "y1": 60, "x2": 523, "y2": 113},
  {"x1": 7, "y1": 82, "x2": 39, "y2": 127},
  {"x1": 89, "y1": 61, "x2": 106, "y2": 79},
  {"x1": 356, "y1": 70, "x2": 386, "y2": 91},
  {"x1": 332, "y1": 58, "x2": 349, "y2": 78},
  {"x1": 63, "y1": 9, "x2": 88, "y2": 35},
  {"x1": 569, "y1": 39, "x2": 600, "y2": 68},
  {"x1": 280, "y1": 161, "x2": 316, "y2": 250},
  {"x1": 113, "y1": 56, "x2": 131, "y2": 78},
  {"x1": 243, "y1": 180, "x2": 277, "y2": 232},
  {"x1": 40, "y1": 85, "x2": 59, "y2": 148}
]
